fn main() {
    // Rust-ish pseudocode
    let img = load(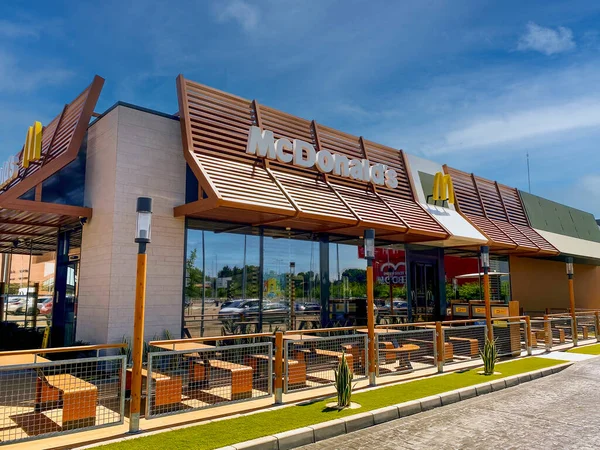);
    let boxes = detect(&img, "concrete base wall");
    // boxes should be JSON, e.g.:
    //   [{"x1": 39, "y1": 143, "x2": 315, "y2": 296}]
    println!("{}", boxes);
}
[
  {"x1": 77, "y1": 106, "x2": 185, "y2": 344},
  {"x1": 510, "y1": 256, "x2": 600, "y2": 312}
]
